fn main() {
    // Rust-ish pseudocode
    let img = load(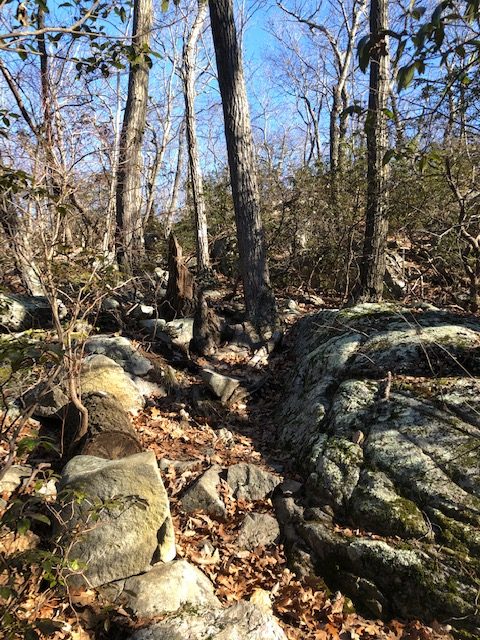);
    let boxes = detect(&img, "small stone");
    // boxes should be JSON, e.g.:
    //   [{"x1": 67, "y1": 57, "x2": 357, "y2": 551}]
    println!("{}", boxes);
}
[
  {"x1": 237, "y1": 513, "x2": 280, "y2": 550},
  {"x1": 226, "y1": 463, "x2": 281, "y2": 501},
  {"x1": 181, "y1": 465, "x2": 226, "y2": 518},
  {"x1": 200, "y1": 368, "x2": 241, "y2": 404},
  {"x1": 0, "y1": 464, "x2": 32, "y2": 493}
]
